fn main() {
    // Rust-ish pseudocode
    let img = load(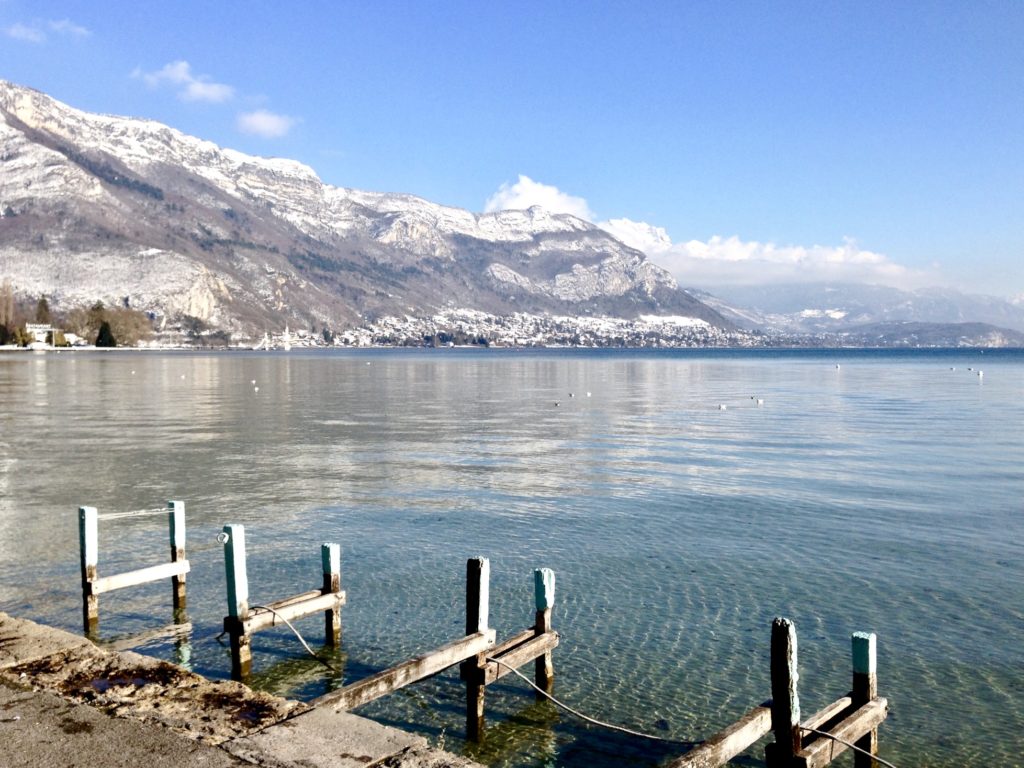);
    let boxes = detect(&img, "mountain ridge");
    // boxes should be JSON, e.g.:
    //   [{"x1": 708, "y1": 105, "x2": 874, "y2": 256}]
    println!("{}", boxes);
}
[{"x1": 0, "y1": 79, "x2": 727, "y2": 338}]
